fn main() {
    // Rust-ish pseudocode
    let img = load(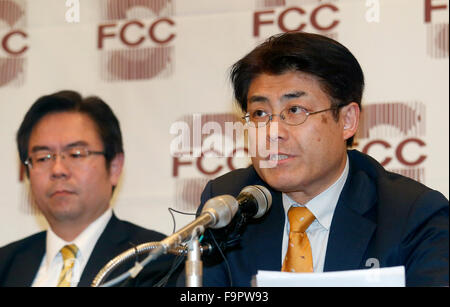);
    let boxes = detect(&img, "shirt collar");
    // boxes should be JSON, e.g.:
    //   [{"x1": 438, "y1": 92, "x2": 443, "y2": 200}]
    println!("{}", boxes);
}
[
  {"x1": 283, "y1": 155, "x2": 349, "y2": 231},
  {"x1": 45, "y1": 209, "x2": 113, "y2": 267}
]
